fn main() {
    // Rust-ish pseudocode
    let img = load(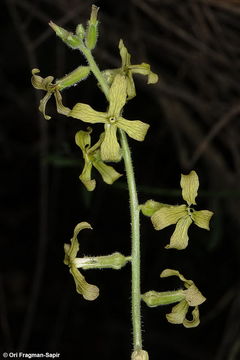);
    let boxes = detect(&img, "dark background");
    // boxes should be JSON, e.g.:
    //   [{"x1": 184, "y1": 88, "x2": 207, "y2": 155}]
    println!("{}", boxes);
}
[{"x1": 1, "y1": 0, "x2": 240, "y2": 359}]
